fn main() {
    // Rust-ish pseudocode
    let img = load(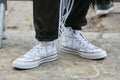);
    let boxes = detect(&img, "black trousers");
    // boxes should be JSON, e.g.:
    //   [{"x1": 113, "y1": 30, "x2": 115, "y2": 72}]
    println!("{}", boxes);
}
[{"x1": 33, "y1": 0, "x2": 91, "y2": 41}]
